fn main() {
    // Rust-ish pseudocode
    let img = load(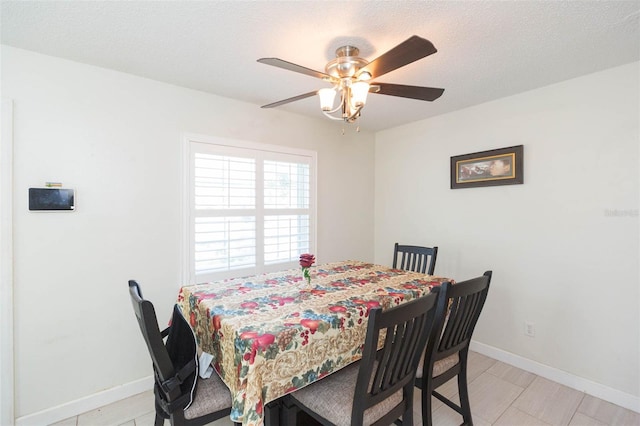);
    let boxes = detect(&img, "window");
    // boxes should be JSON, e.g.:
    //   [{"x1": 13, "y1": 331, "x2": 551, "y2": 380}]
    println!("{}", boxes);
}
[{"x1": 184, "y1": 135, "x2": 316, "y2": 283}]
